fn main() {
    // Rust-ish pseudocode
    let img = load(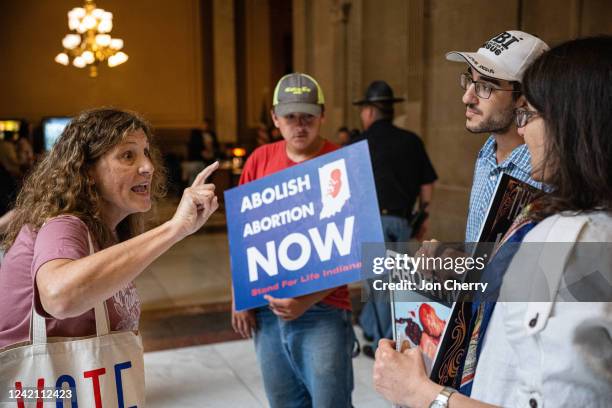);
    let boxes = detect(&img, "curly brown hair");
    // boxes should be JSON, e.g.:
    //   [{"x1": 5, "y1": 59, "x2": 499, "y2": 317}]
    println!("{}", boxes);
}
[{"x1": 2, "y1": 108, "x2": 167, "y2": 250}]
